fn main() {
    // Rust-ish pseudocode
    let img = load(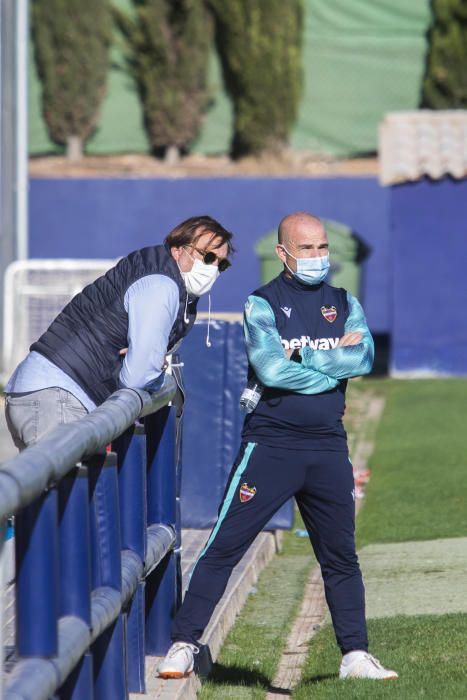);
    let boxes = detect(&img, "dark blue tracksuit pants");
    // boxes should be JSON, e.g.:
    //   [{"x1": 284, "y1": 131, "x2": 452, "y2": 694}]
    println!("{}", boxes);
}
[{"x1": 172, "y1": 441, "x2": 368, "y2": 654}]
